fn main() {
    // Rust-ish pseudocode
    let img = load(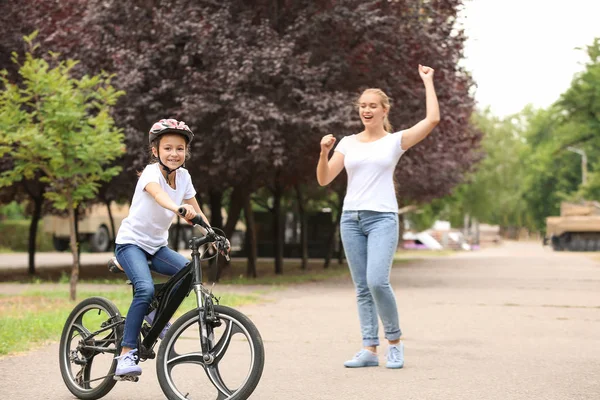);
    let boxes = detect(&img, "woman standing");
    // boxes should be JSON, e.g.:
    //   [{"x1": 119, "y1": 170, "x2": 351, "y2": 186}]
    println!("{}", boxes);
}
[{"x1": 316, "y1": 65, "x2": 440, "y2": 369}]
